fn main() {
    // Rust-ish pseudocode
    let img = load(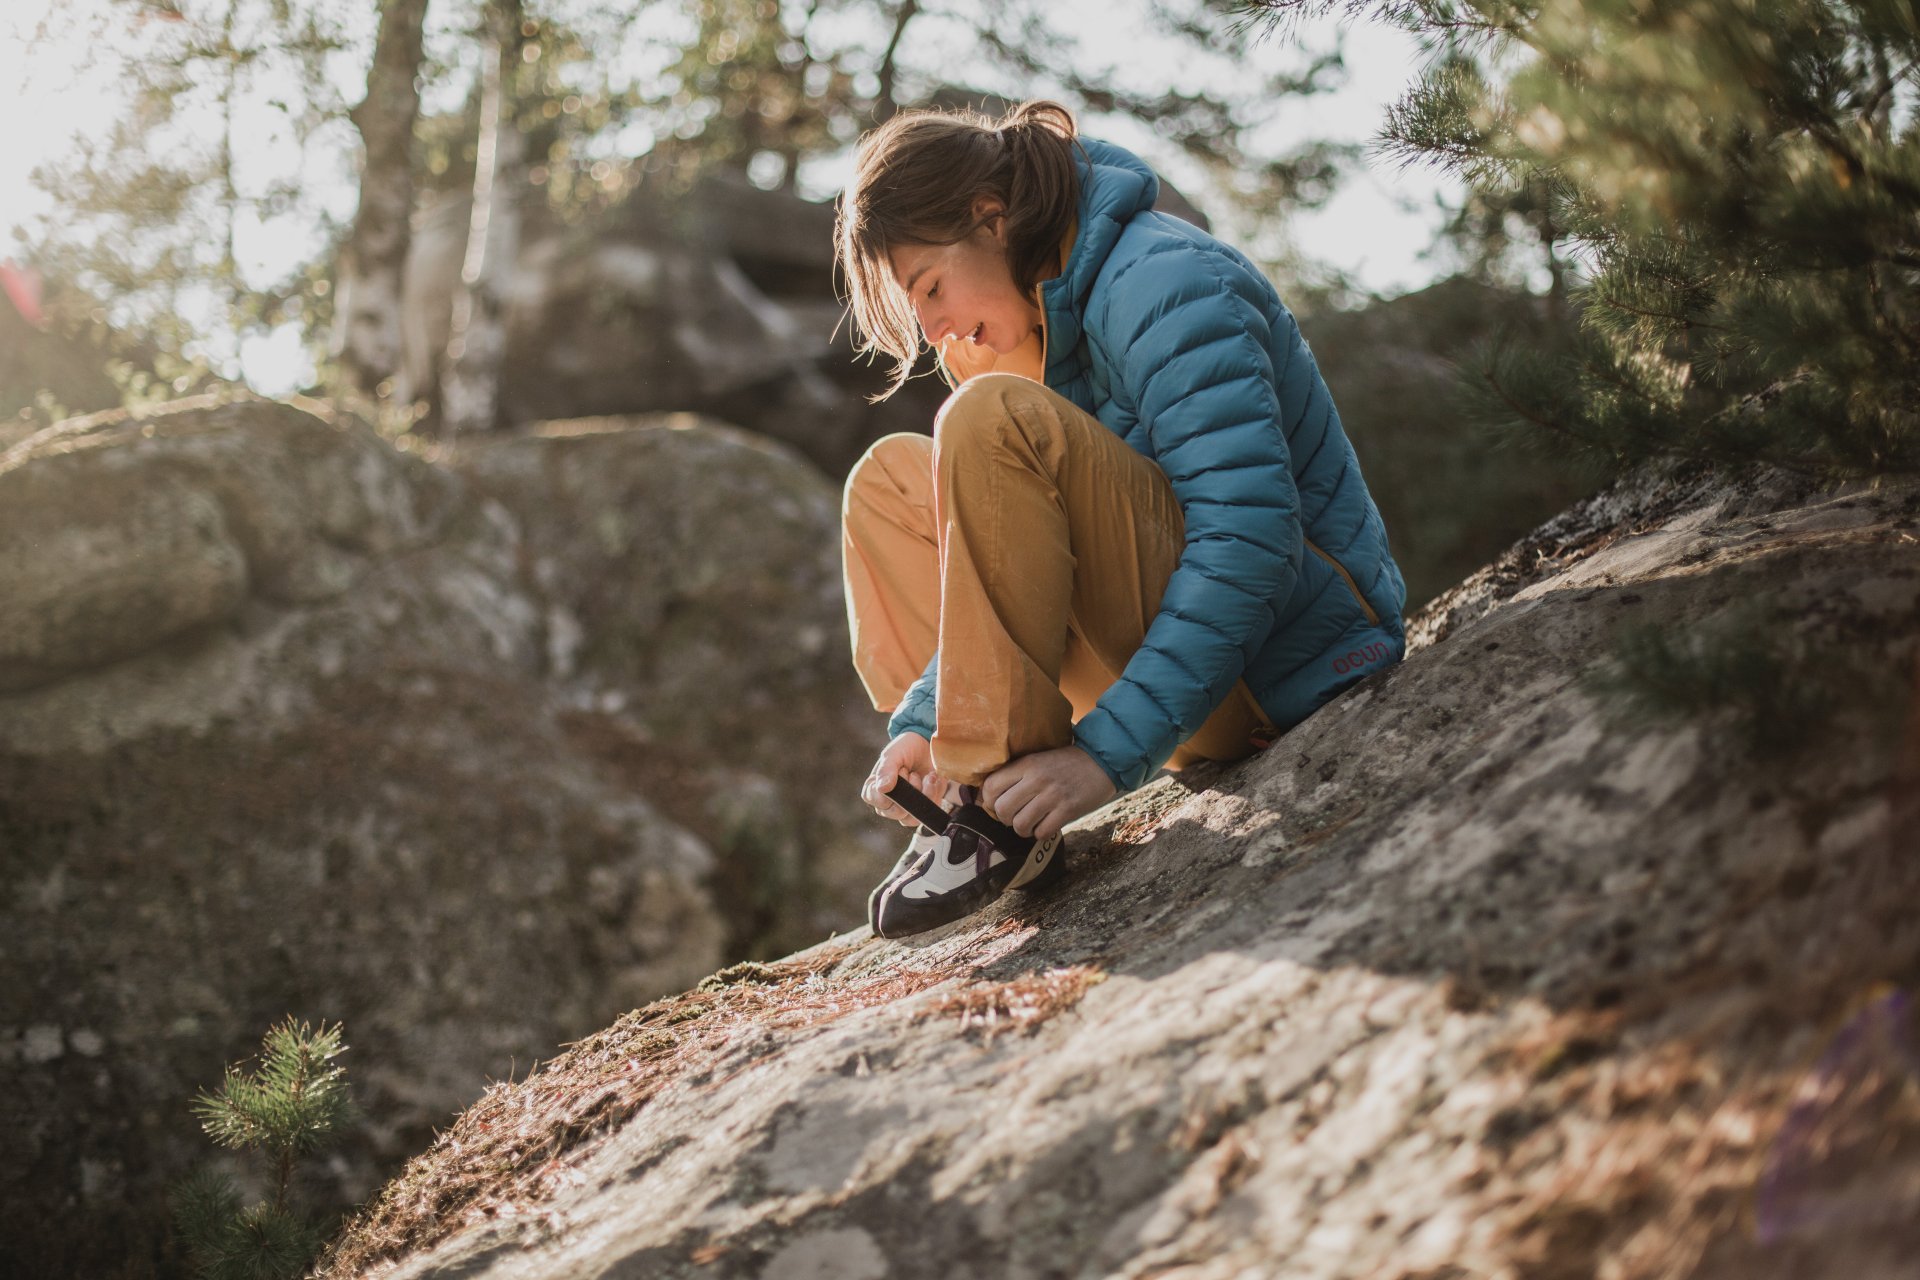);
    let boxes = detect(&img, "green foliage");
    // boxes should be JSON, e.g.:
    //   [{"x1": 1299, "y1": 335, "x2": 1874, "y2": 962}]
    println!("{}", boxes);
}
[
  {"x1": 172, "y1": 1018, "x2": 353, "y2": 1280},
  {"x1": 169, "y1": 1169, "x2": 322, "y2": 1280},
  {"x1": 20, "y1": 1, "x2": 357, "y2": 379},
  {"x1": 1243, "y1": 0, "x2": 1920, "y2": 480},
  {"x1": 18, "y1": 0, "x2": 1366, "y2": 405},
  {"x1": 1581, "y1": 603, "x2": 1848, "y2": 758},
  {"x1": 191, "y1": 1018, "x2": 353, "y2": 1162}
]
